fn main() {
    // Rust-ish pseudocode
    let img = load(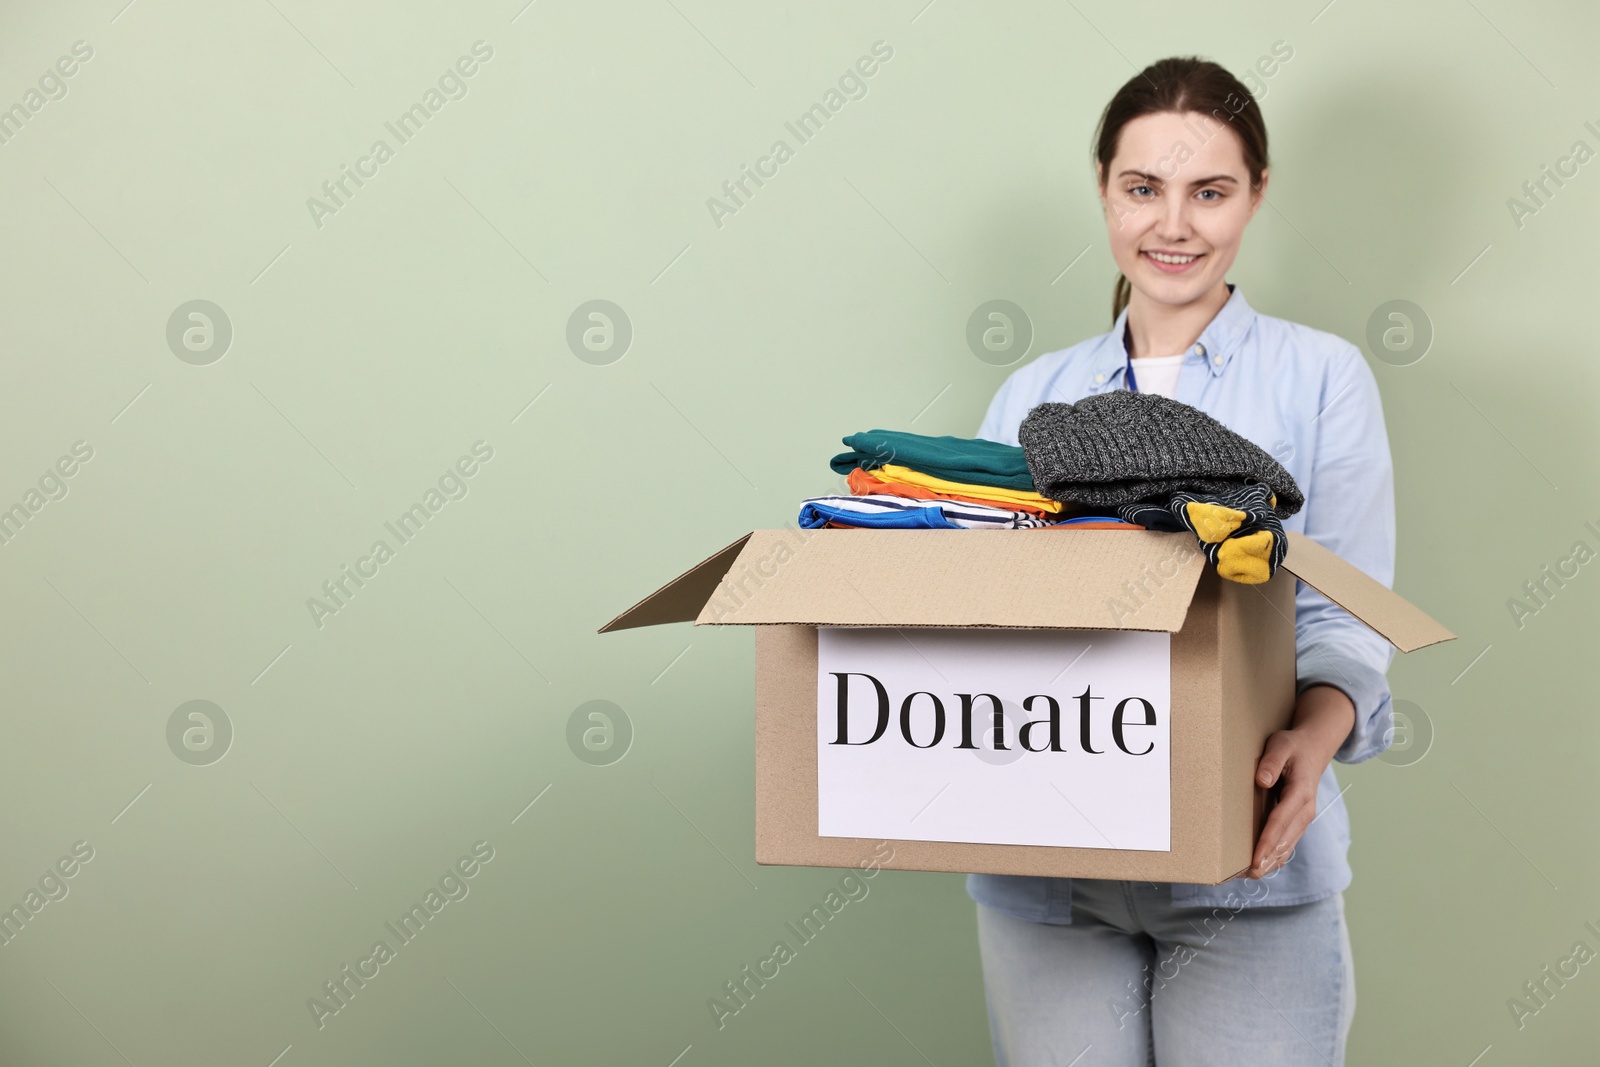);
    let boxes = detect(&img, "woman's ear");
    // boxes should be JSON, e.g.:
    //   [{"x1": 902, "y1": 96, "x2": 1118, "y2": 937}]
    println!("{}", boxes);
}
[{"x1": 1249, "y1": 168, "x2": 1270, "y2": 217}]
